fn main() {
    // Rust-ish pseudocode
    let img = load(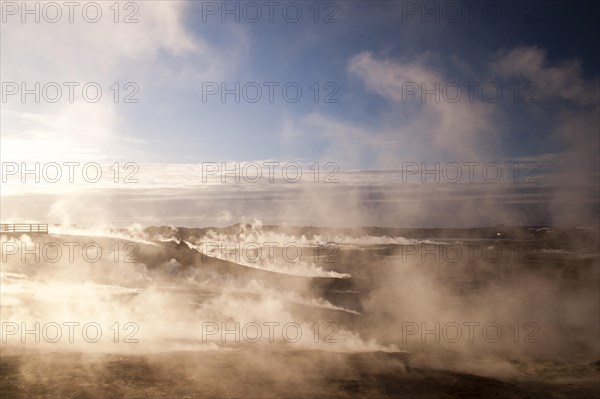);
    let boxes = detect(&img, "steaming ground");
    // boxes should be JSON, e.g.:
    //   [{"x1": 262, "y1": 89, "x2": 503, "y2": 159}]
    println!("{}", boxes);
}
[{"x1": 1, "y1": 224, "x2": 599, "y2": 398}]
